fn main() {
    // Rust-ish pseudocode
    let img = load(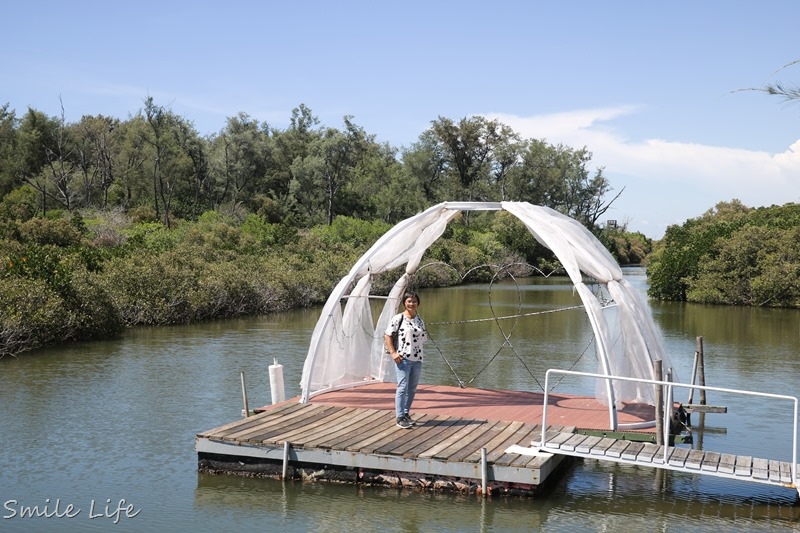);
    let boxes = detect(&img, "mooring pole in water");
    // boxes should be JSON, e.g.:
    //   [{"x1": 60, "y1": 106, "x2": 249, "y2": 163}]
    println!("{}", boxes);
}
[
  {"x1": 663, "y1": 368, "x2": 673, "y2": 463},
  {"x1": 480, "y1": 447, "x2": 488, "y2": 497},
  {"x1": 666, "y1": 368, "x2": 675, "y2": 436},
  {"x1": 282, "y1": 441, "x2": 290, "y2": 480},
  {"x1": 241, "y1": 371, "x2": 250, "y2": 418},
  {"x1": 696, "y1": 336, "x2": 706, "y2": 405},
  {"x1": 654, "y1": 359, "x2": 664, "y2": 446},
  {"x1": 688, "y1": 351, "x2": 699, "y2": 405}
]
